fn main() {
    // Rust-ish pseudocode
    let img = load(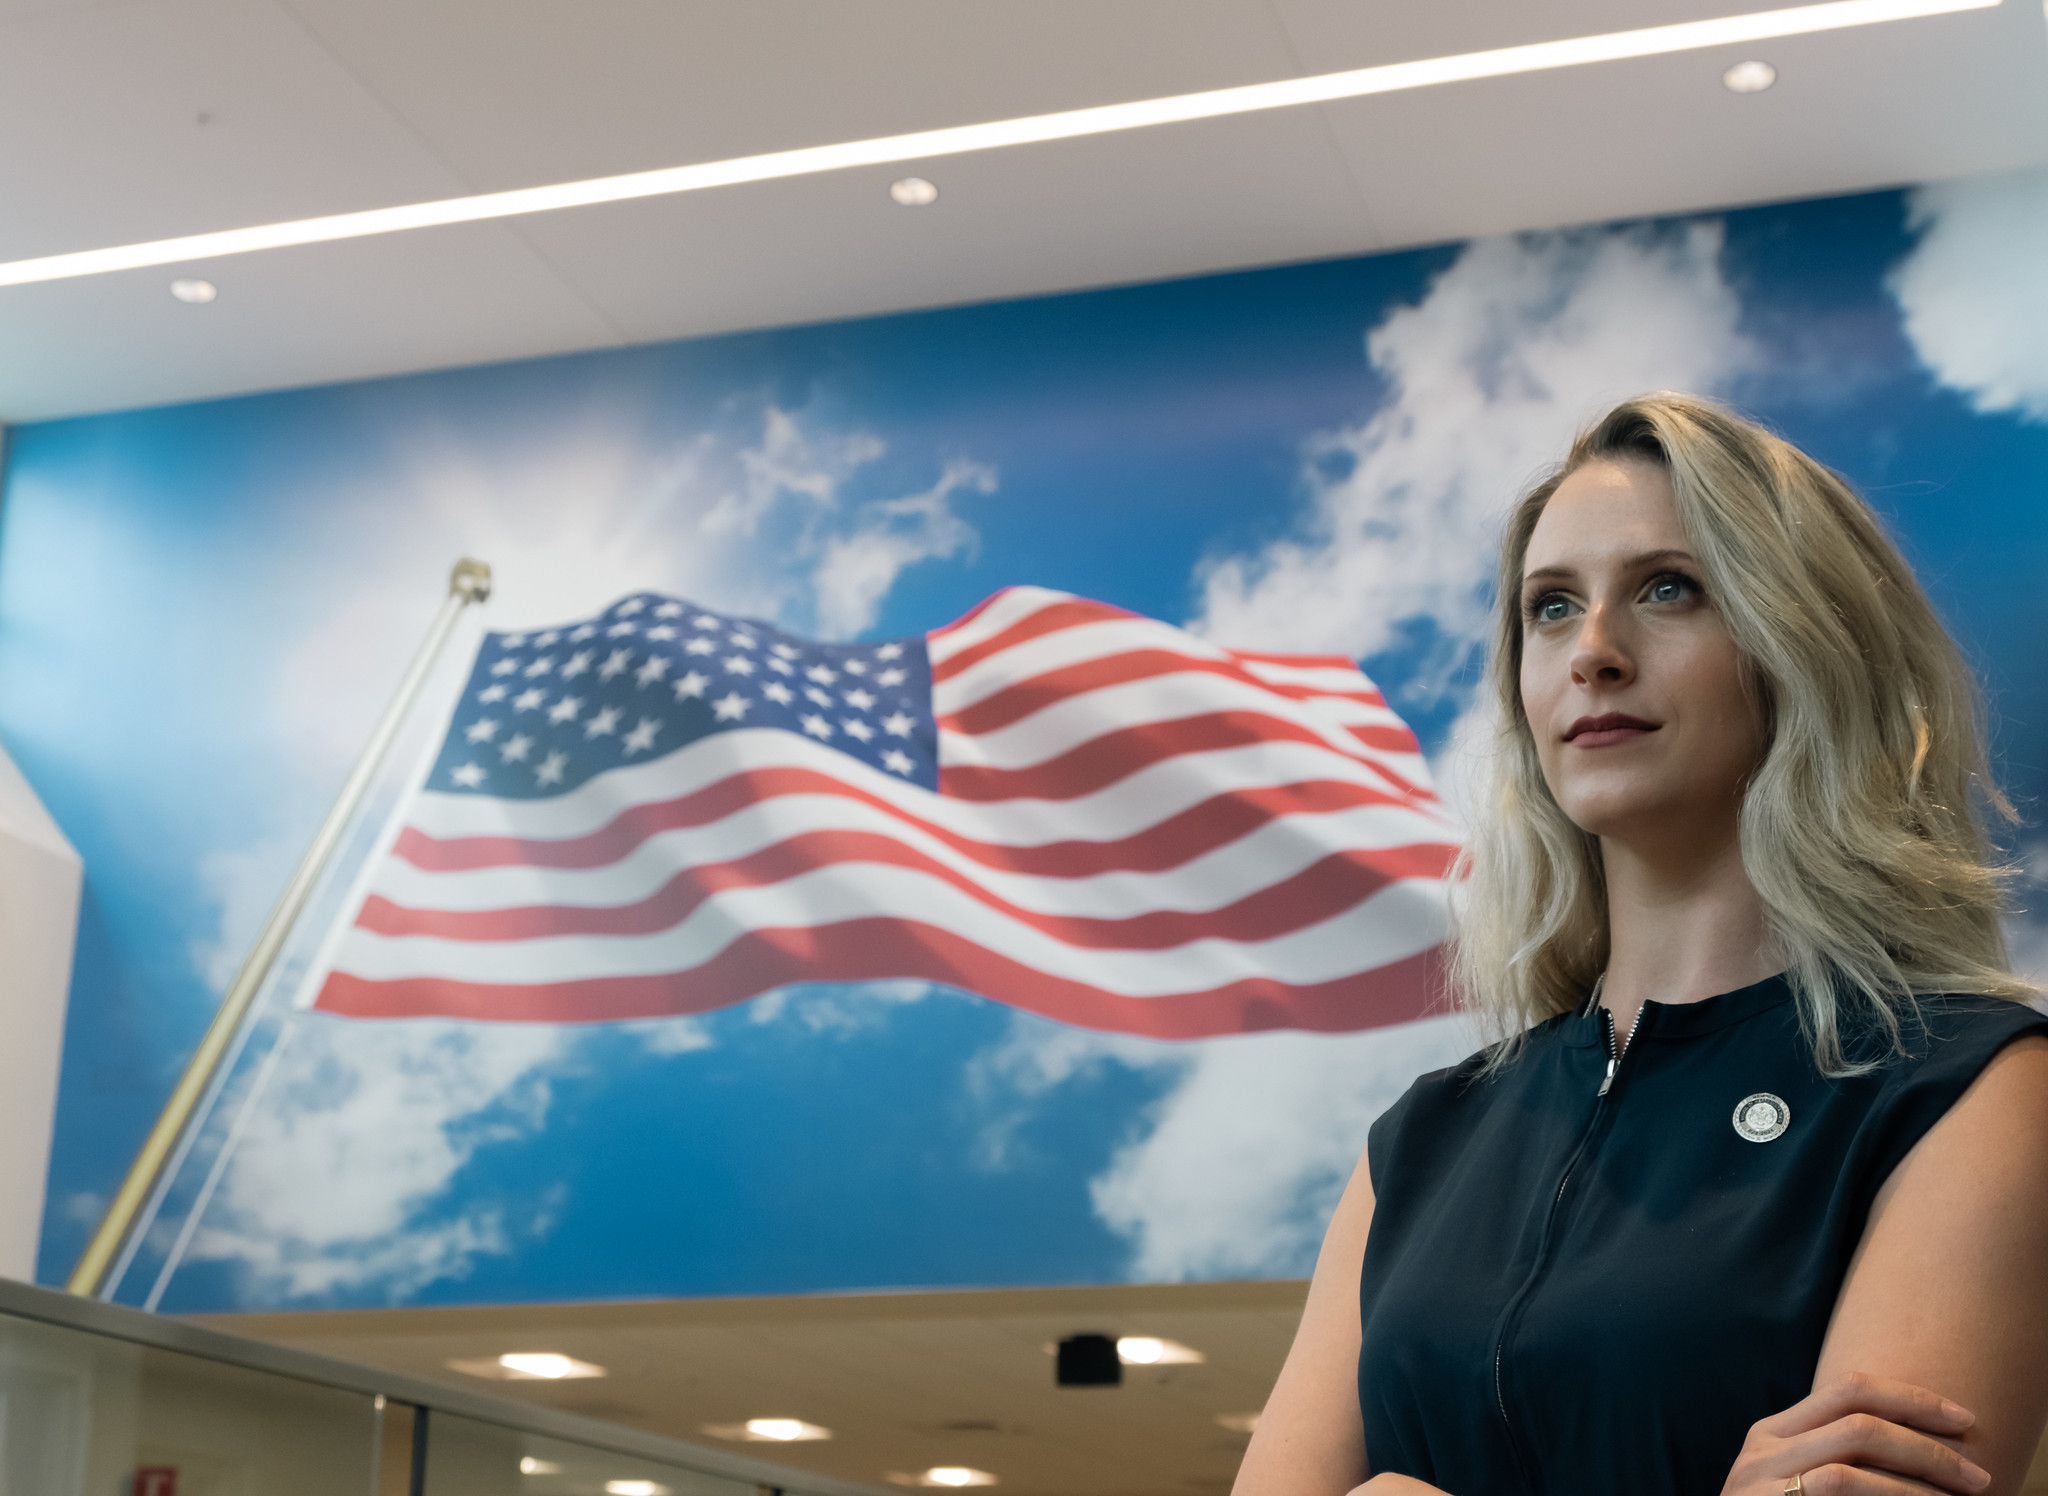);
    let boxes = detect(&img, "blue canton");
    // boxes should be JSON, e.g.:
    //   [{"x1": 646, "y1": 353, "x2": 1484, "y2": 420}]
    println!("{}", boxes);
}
[{"x1": 429, "y1": 595, "x2": 939, "y2": 798}]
